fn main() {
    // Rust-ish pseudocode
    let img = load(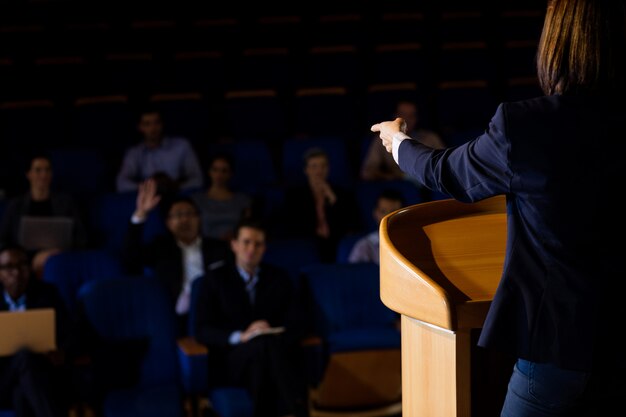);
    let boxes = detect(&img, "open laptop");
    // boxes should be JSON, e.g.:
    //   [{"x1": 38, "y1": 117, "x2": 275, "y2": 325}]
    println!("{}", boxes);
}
[
  {"x1": 0, "y1": 308, "x2": 56, "y2": 356},
  {"x1": 18, "y1": 216, "x2": 74, "y2": 251}
]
